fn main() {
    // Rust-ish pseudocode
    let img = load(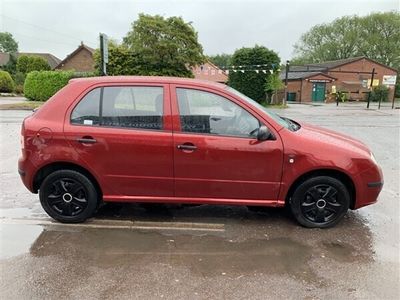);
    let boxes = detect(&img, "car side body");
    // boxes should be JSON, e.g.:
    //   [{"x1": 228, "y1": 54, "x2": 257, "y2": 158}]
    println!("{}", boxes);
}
[{"x1": 18, "y1": 76, "x2": 383, "y2": 227}]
